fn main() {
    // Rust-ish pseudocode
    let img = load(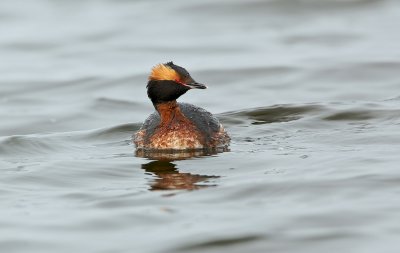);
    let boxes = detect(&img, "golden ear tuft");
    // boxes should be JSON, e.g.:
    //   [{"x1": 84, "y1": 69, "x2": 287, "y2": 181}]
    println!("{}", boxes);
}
[{"x1": 149, "y1": 64, "x2": 179, "y2": 81}]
